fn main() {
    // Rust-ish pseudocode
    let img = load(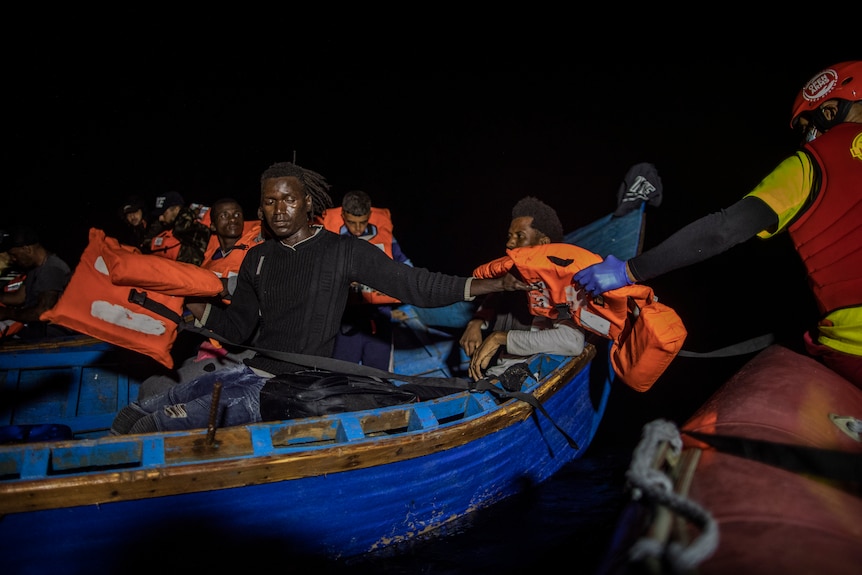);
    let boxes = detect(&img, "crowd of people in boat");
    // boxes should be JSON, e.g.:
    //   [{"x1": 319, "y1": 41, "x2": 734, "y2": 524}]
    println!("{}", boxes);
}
[{"x1": 1, "y1": 60, "x2": 859, "y2": 414}]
